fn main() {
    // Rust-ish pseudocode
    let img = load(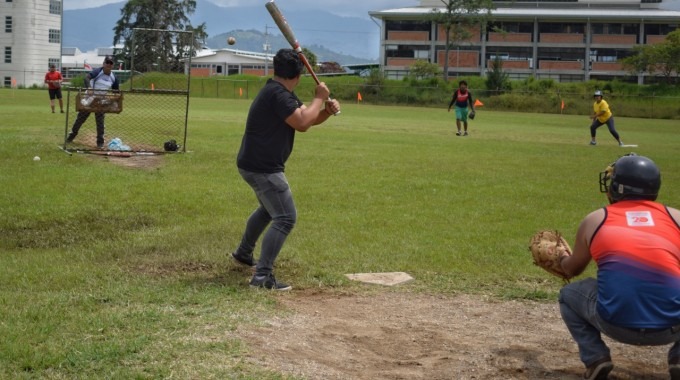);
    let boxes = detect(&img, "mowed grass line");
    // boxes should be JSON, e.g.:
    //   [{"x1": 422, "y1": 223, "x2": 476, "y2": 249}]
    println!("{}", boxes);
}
[{"x1": 1, "y1": 88, "x2": 679, "y2": 378}]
